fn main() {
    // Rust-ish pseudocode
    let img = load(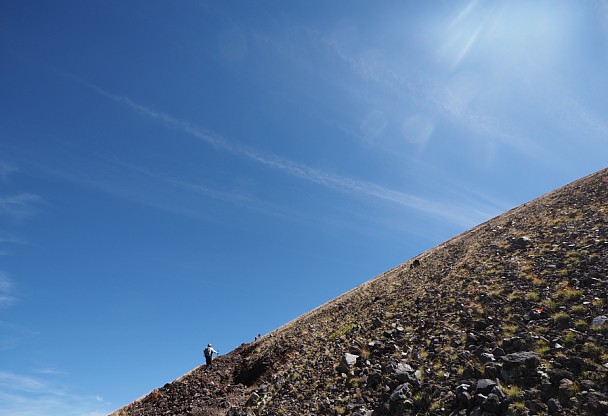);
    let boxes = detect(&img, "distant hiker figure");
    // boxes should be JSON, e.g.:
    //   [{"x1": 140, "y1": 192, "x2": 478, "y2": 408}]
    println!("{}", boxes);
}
[{"x1": 204, "y1": 344, "x2": 218, "y2": 368}]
